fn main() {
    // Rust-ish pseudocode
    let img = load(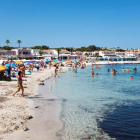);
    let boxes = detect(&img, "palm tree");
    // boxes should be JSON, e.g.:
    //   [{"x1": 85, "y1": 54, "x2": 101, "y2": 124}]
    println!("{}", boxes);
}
[
  {"x1": 56, "y1": 48, "x2": 61, "y2": 60},
  {"x1": 70, "y1": 47, "x2": 74, "y2": 55},
  {"x1": 6, "y1": 39, "x2": 10, "y2": 46},
  {"x1": 17, "y1": 40, "x2": 22, "y2": 48}
]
